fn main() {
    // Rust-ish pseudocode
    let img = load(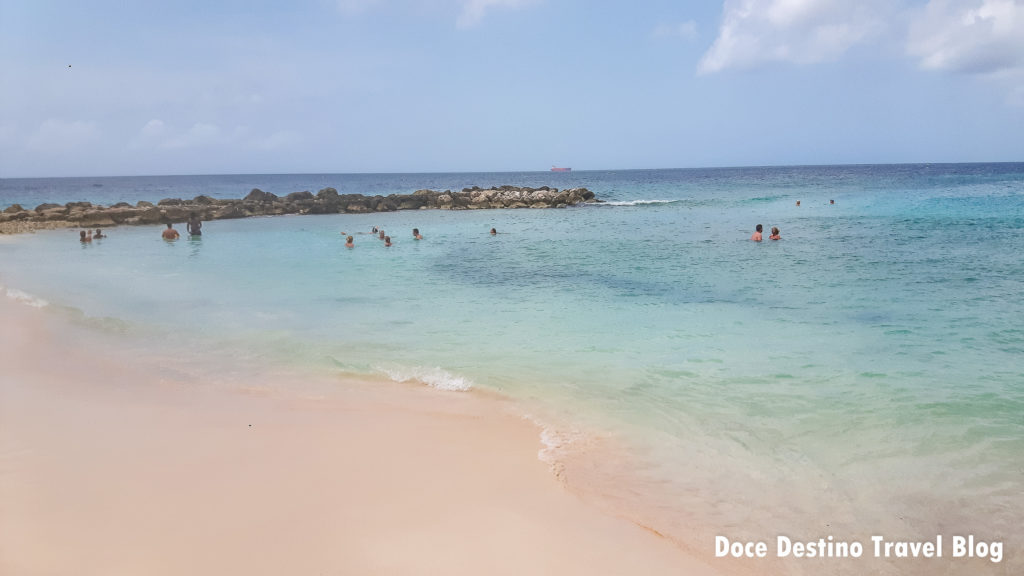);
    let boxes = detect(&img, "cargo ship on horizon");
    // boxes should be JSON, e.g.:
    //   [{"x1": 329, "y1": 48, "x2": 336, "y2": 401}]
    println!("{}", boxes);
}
[{"x1": 550, "y1": 166, "x2": 571, "y2": 172}]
